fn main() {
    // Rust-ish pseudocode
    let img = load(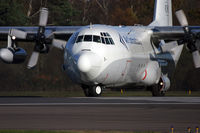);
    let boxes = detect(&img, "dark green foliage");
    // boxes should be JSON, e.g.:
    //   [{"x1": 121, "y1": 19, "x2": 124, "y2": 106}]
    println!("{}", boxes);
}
[
  {"x1": 0, "y1": 0, "x2": 29, "y2": 26},
  {"x1": 47, "y1": 0, "x2": 80, "y2": 25}
]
